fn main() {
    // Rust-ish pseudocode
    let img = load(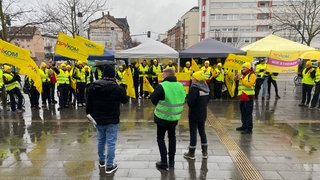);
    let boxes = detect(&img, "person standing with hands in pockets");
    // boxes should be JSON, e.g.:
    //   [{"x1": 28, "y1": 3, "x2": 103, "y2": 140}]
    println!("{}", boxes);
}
[
  {"x1": 234, "y1": 63, "x2": 256, "y2": 134},
  {"x1": 86, "y1": 64, "x2": 129, "y2": 175},
  {"x1": 150, "y1": 67, "x2": 186, "y2": 170}
]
